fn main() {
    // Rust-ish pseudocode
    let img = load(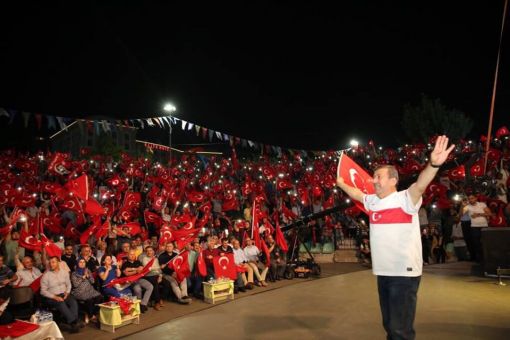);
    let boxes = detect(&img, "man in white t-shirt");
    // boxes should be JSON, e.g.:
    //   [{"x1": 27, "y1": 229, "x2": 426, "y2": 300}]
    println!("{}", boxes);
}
[
  {"x1": 336, "y1": 135, "x2": 455, "y2": 340},
  {"x1": 463, "y1": 194, "x2": 491, "y2": 262}
]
